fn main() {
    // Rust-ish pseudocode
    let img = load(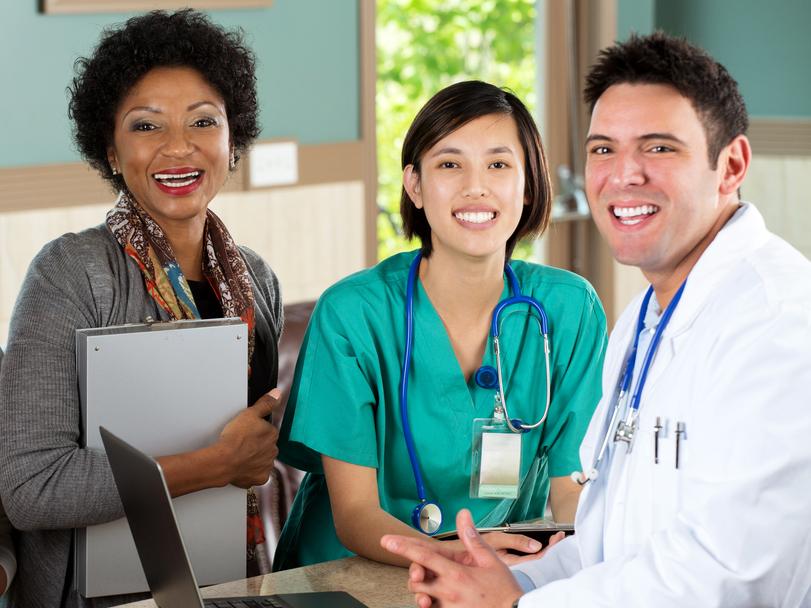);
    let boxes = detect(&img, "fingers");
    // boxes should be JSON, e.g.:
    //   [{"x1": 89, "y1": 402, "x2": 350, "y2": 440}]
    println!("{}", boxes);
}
[
  {"x1": 532, "y1": 531, "x2": 566, "y2": 559},
  {"x1": 500, "y1": 551, "x2": 546, "y2": 565},
  {"x1": 409, "y1": 561, "x2": 427, "y2": 584},
  {"x1": 456, "y1": 509, "x2": 499, "y2": 568},
  {"x1": 482, "y1": 532, "x2": 542, "y2": 555},
  {"x1": 250, "y1": 389, "x2": 280, "y2": 418},
  {"x1": 415, "y1": 592, "x2": 433, "y2": 608},
  {"x1": 381, "y1": 535, "x2": 454, "y2": 576},
  {"x1": 548, "y1": 531, "x2": 566, "y2": 546}
]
